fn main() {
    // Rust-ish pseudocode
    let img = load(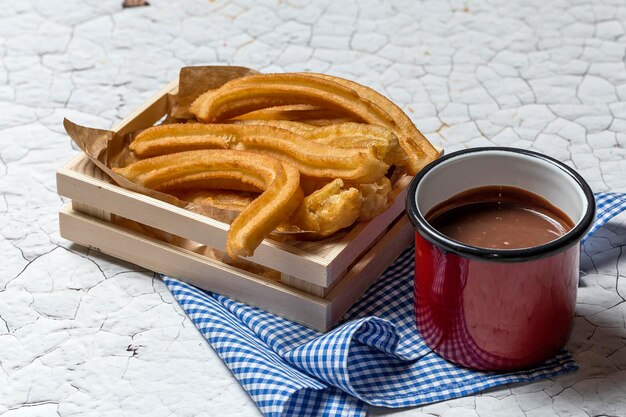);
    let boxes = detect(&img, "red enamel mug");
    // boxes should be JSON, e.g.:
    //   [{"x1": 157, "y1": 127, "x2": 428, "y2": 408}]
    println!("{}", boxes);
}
[{"x1": 406, "y1": 147, "x2": 595, "y2": 370}]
